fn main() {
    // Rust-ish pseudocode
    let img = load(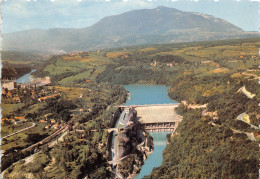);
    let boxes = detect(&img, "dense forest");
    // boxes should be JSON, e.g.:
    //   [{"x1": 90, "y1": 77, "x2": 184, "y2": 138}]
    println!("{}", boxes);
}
[{"x1": 145, "y1": 108, "x2": 259, "y2": 179}]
